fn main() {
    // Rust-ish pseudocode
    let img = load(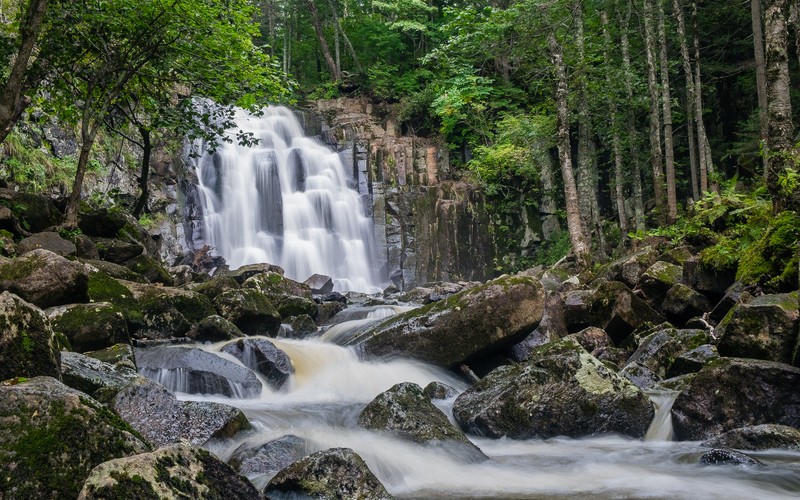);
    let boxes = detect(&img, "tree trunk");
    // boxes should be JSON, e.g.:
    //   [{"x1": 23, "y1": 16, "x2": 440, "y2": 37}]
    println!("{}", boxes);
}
[
  {"x1": 657, "y1": 0, "x2": 678, "y2": 222},
  {"x1": 64, "y1": 124, "x2": 100, "y2": 228},
  {"x1": 132, "y1": 126, "x2": 152, "y2": 218},
  {"x1": 575, "y1": 2, "x2": 598, "y2": 249},
  {"x1": 307, "y1": 0, "x2": 340, "y2": 81},
  {"x1": 601, "y1": 11, "x2": 629, "y2": 241},
  {"x1": 673, "y1": 0, "x2": 700, "y2": 201},
  {"x1": 621, "y1": 1, "x2": 646, "y2": 233},
  {"x1": 549, "y1": 33, "x2": 591, "y2": 271},
  {"x1": 753, "y1": 0, "x2": 770, "y2": 181},
  {"x1": 765, "y1": 0, "x2": 796, "y2": 211},
  {"x1": 0, "y1": 0, "x2": 49, "y2": 144},
  {"x1": 691, "y1": 1, "x2": 715, "y2": 193},
  {"x1": 327, "y1": 0, "x2": 362, "y2": 73},
  {"x1": 790, "y1": 1, "x2": 800, "y2": 69},
  {"x1": 643, "y1": 0, "x2": 667, "y2": 225}
]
